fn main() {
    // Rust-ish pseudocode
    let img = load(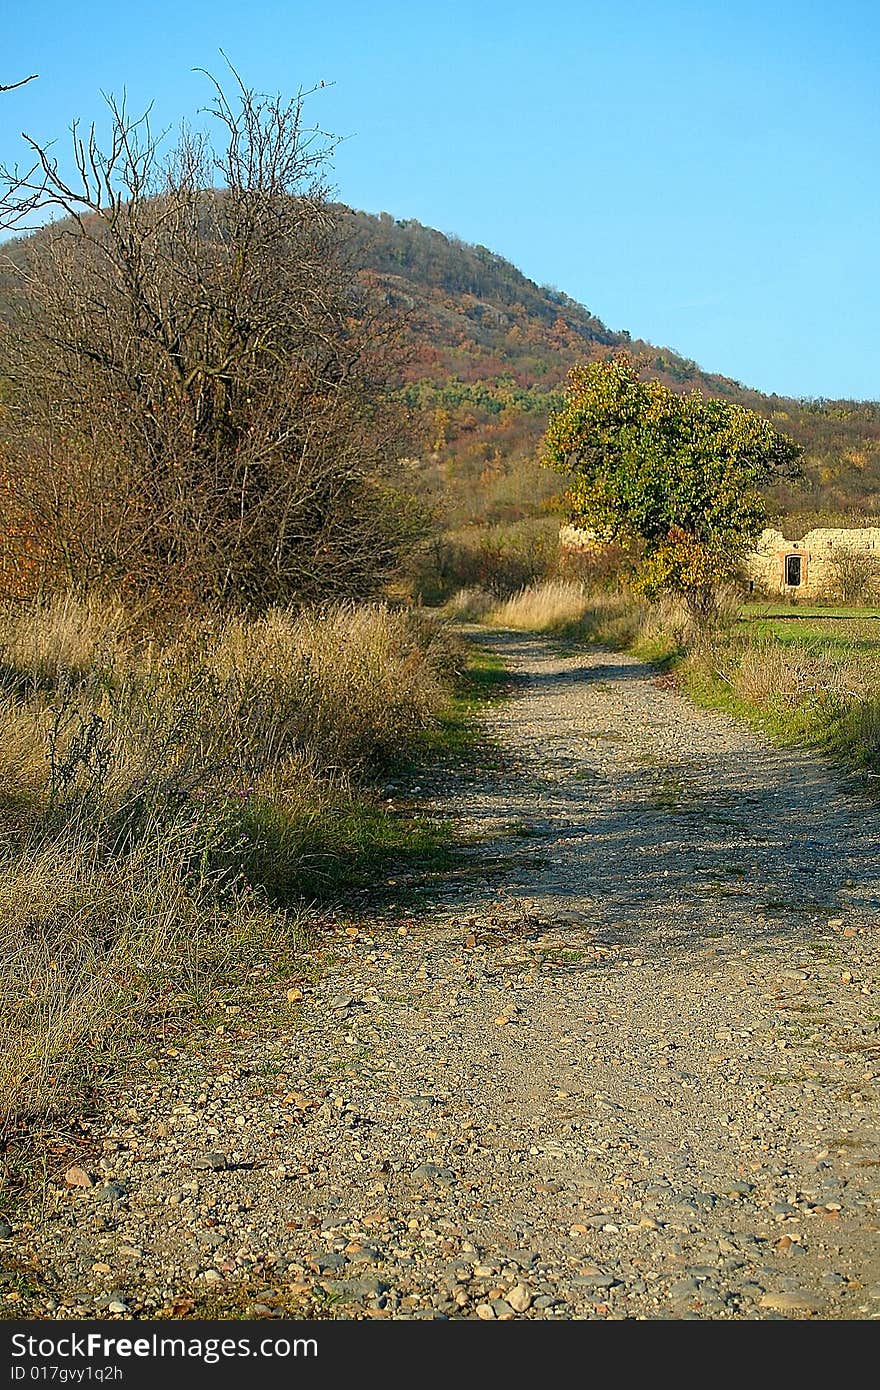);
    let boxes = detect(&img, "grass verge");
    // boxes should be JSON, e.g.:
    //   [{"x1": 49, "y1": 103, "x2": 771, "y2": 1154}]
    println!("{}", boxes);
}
[{"x1": 0, "y1": 594, "x2": 507, "y2": 1188}]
